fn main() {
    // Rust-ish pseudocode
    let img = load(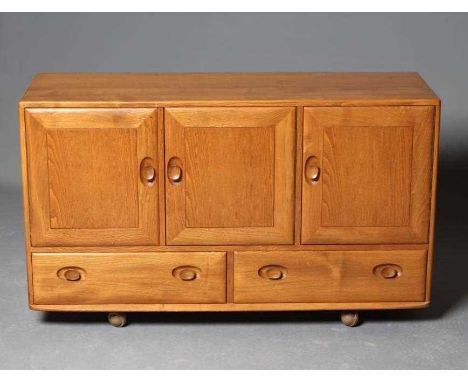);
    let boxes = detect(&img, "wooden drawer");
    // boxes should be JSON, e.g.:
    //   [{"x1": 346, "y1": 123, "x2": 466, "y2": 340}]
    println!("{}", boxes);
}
[
  {"x1": 233, "y1": 250, "x2": 427, "y2": 303},
  {"x1": 32, "y1": 252, "x2": 226, "y2": 305}
]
